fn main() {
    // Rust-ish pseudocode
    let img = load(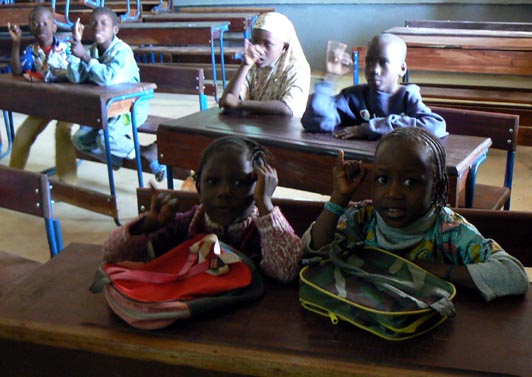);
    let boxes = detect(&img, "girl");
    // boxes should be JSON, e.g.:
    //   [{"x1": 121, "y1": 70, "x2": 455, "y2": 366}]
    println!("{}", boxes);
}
[
  {"x1": 103, "y1": 136, "x2": 303, "y2": 283},
  {"x1": 304, "y1": 127, "x2": 529, "y2": 301},
  {"x1": 219, "y1": 12, "x2": 311, "y2": 118}
]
